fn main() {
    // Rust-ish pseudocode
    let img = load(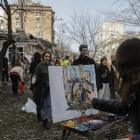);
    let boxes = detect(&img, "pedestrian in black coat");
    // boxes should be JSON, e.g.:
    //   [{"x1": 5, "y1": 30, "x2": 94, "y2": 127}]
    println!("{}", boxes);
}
[
  {"x1": 73, "y1": 45, "x2": 100, "y2": 90},
  {"x1": 110, "y1": 54, "x2": 117, "y2": 99},
  {"x1": 98, "y1": 57, "x2": 110, "y2": 100},
  {"x1": 86, "y1": 38, "x2": 140, "y2": 140},
  {"x1": 29, "y1": 52, "x2": 41, "y2": 84},
  {"x1": 2, "y1": 56, "x2": 9, "y2": 82}
]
